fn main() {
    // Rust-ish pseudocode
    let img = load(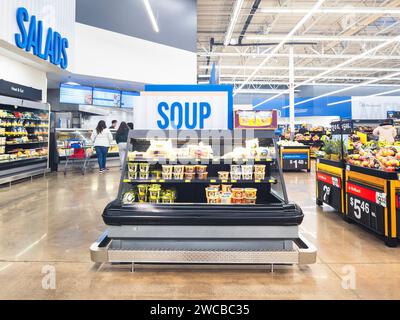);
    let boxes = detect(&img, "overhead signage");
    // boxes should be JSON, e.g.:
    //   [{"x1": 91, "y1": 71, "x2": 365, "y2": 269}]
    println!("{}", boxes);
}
[
  {"x1": 0, "y1": 79, "x2": 42, "y2": 101},
  {"x1": 14, "y1": 7, "x2": 69, "y2": 69},
  {"x1": 234, "y1": 110, "x2": 278, "y2": 130},
  {"x1": 60, "y1": 84, "x2": 93, "y2": 105},
  {"x1": 133, "y1": 85, "x2": 233, "y2": 130},
  {"x1": 93, "y1": 88, "x2": 121, "y2": 108}
]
